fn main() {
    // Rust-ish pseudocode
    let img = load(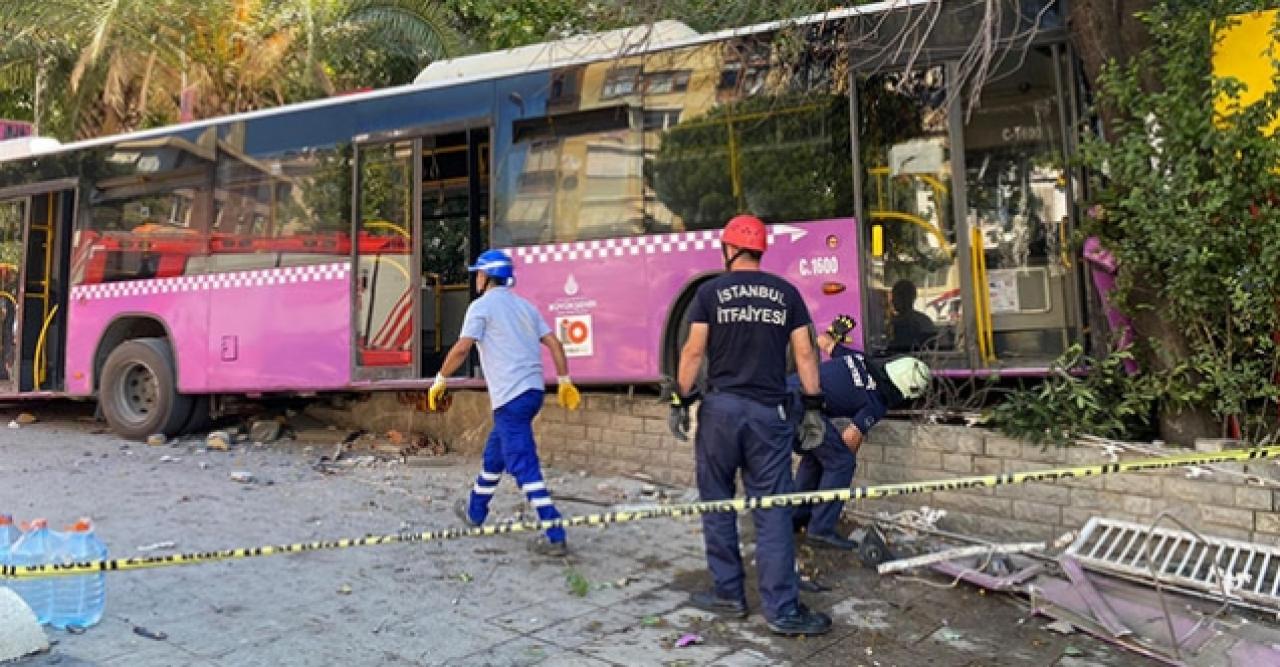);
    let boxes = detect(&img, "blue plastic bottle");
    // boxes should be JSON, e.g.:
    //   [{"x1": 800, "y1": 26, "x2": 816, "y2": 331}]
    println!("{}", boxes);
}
[
  {"x1": 51, "y1": 519, "x2": 107, "y2": 629},
  {"x1": 0, "y1": 514, "x2": 17, "y2": 550},
  {"x1": 8, "y1": 519, "x2": 55, "y2": 624}
]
